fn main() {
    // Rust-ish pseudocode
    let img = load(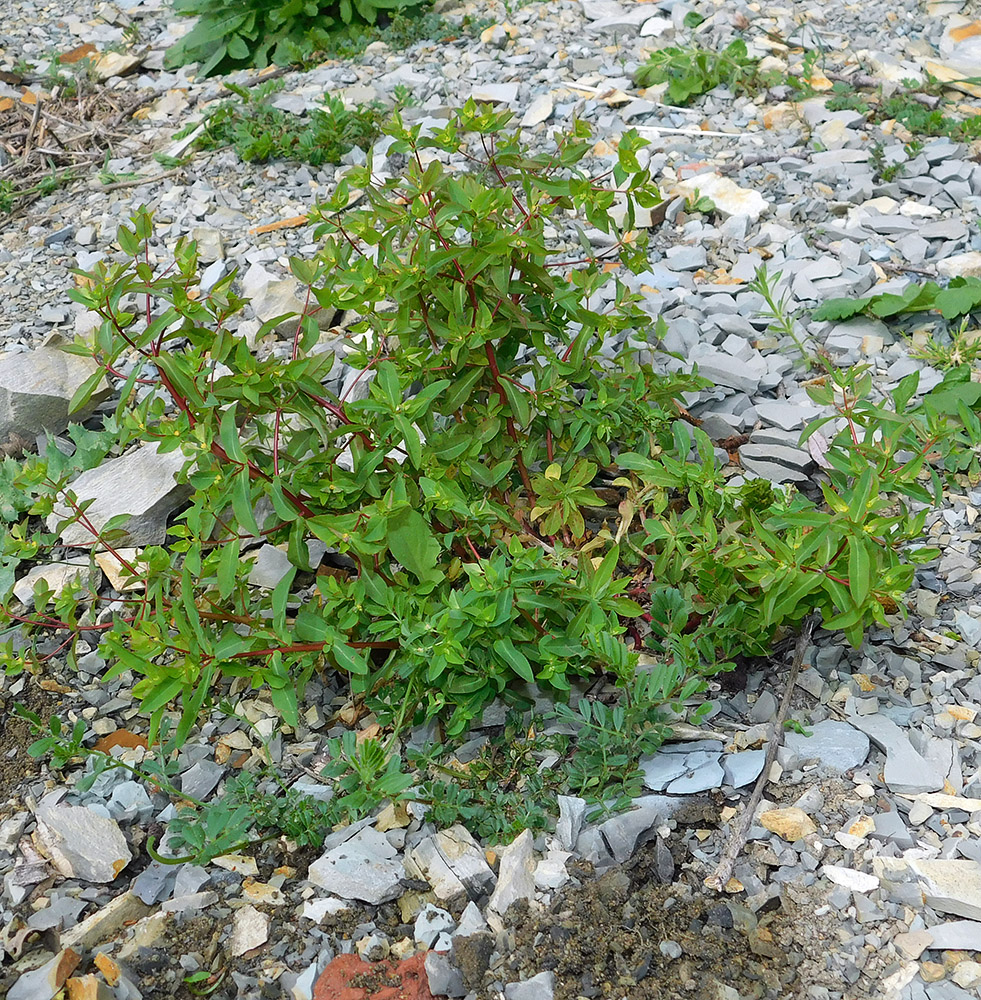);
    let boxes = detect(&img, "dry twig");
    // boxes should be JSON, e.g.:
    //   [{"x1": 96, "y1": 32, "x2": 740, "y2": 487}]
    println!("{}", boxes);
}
[{"x1": 704, "y1": 615, "x2": 816, "y2": 893}]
